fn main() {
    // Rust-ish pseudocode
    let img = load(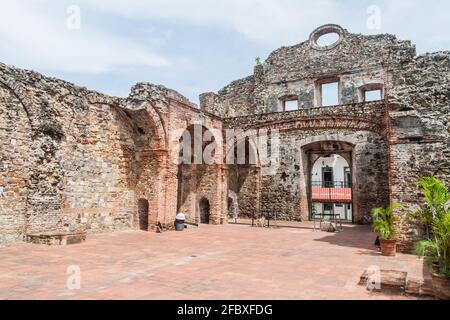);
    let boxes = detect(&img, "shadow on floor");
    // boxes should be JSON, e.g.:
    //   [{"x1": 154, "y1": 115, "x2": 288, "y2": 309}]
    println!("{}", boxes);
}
[{"x1": 313, "y1": 225, "x2": 379, "y2": 251}]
